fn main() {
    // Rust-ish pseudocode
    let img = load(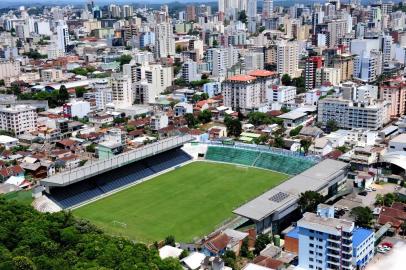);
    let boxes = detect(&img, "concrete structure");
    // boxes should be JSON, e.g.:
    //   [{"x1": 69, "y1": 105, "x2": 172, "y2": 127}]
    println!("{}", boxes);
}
[
  {"x1": 234, "y1": 159, "x2": 348, "y2": 233},
  {"x1": 56, "y1": 21, "x2": 69, "y2": 52},
  {"x1": 154, "y1": 23, "x2": 175, "y2": 59},
  {"x1": 0, "y1": 105, "x2": 37, "y2": 135},
  {"x1": 379, "y1": 77, "x2": 406, "y2": 118},
  {"x1": 40, "y1": 135, "x2": 193, "y2": 187},
  {"x1": 0, "y1": 135, "x2": 18, "y2": 149},
  {"x1": 318, "y1": 97, "x2": 388, "y2": 130},
  {"x1": 182, "y1": 60, "x2": 200, "y2": 83},
  {"x1": 277, "y1": 40, "x2": 299, "y2": 78},
  {"x1": 150, "y1": 113, "x2": 169, "y2": 131},
  {"x1": 305, "y1": 56, "x2": 323, "y2": 91},
  {"x1": 40, "y1": 69, "x2": 63, "y2": 82},
  {"x1": 244, "y1": 51, "x2": 265, "y2": 71},
  {"x1": 0, "y1": 61, "x2": 20, "y2": 80},
  {"x1": 63, "y1": 100, "x2": 91, "y2": 118},
  {"x1": 267, "y1": 85, "x2": 297, "y2": 104},
  {"x1": 297, "y1": 205, "x2": 374, "y2": 270},
  {"x1": 388, "y1": 134, "x2": 406, "y2": 152},
  {"x1": 94, "y1": 80, "x2": 113, "y2": 110},
  {"x1": 111, "y1": 73, "x2": 133, "y2": 107}
]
